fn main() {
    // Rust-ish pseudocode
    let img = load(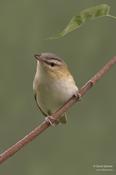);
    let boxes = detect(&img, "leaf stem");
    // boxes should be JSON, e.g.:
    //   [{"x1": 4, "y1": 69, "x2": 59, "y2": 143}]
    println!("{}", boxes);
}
[{"x1": 107, "y1": 15, "x2": 116, "y2": 20}]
